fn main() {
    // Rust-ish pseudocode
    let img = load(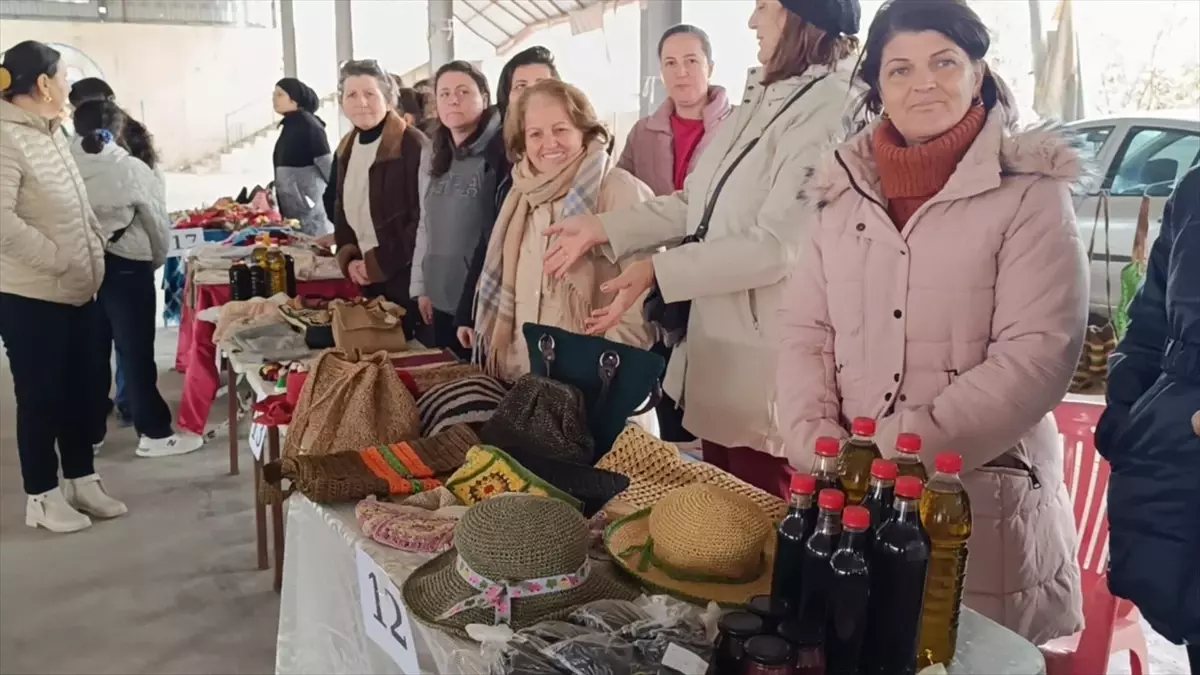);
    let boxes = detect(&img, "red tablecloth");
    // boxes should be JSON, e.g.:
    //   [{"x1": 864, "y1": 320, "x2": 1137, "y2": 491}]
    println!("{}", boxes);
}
[{"x1": 175, "y1": 278, "x2": 360, "y2": 435}]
